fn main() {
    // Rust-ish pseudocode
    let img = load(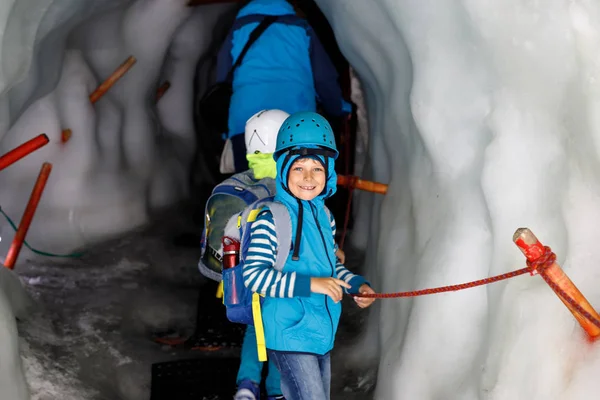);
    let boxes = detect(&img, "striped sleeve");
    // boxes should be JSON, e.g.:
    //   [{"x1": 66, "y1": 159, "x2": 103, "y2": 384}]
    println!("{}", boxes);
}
[
  {"x1": 243, "y1": 210, "x2": 311, "y2": 298},
  {"x1": 329, "y1": 210, "x2": 369, "y2": 294},
  {"x1": 330, "y1": 210, "x2": 339, "y2": 252}
]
